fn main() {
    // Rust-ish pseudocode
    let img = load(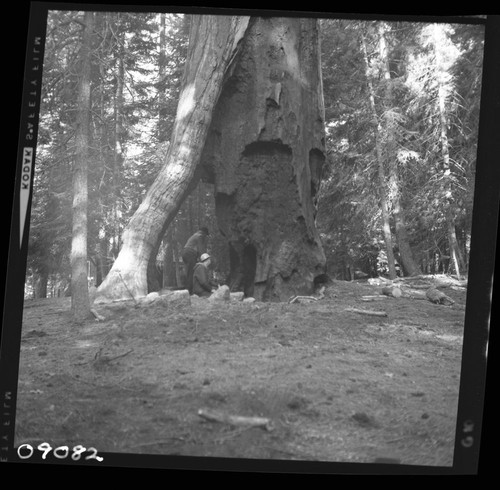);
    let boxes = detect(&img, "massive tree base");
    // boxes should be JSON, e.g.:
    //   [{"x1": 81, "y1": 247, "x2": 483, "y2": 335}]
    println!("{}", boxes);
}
[
  {"x1": 96, "y1": 16, "x2": 327, "y2": 303},
  {"x1": 202, "y1": 17, "x2": 327, "y2": 302},
  {"x1": 95, "y1": 15, "x2": 251, "y2": 302}
]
